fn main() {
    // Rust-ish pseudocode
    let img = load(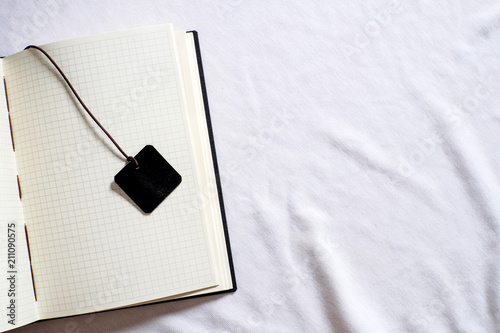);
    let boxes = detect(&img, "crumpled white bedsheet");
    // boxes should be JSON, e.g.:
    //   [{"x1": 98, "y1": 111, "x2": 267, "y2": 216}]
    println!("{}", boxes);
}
[{"x1": 1, "y1": 0, "x2": 500, "y2": 332}]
